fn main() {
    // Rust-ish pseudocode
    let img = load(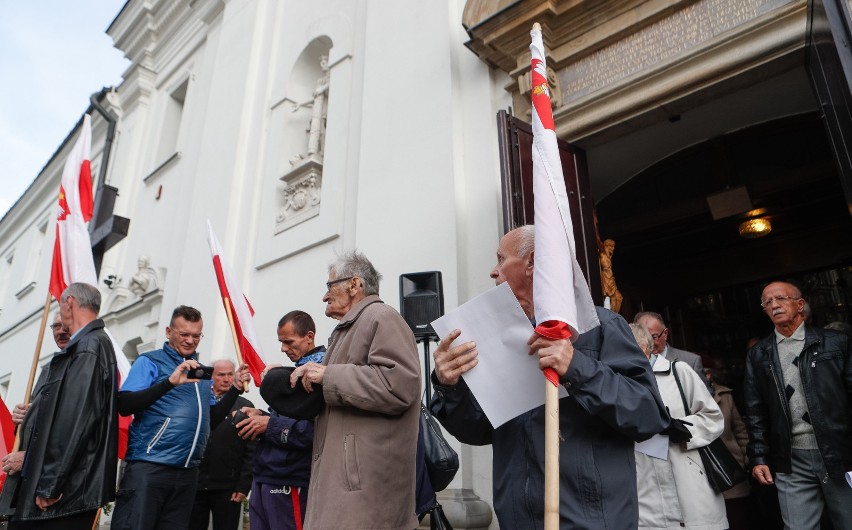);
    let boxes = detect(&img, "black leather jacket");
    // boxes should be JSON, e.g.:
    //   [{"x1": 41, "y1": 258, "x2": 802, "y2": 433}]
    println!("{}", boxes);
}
[
  {"x1": 743, "y1": 325, "x2": 852, "y2": 477},
  {"x1": 1, "y1": 319, "x2": 119, "y2": 521}
]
